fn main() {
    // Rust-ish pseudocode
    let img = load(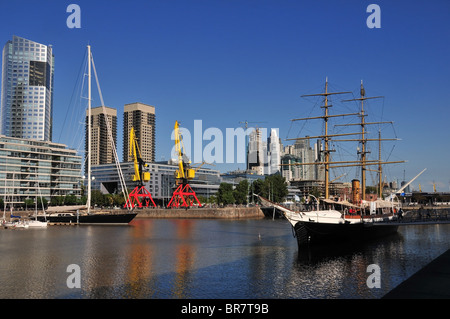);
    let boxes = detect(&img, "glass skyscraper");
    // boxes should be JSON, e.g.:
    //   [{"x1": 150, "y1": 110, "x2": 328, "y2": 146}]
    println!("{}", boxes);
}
[{"x1": 1, "y1": 35, "x2": 54, "y2": 141}]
